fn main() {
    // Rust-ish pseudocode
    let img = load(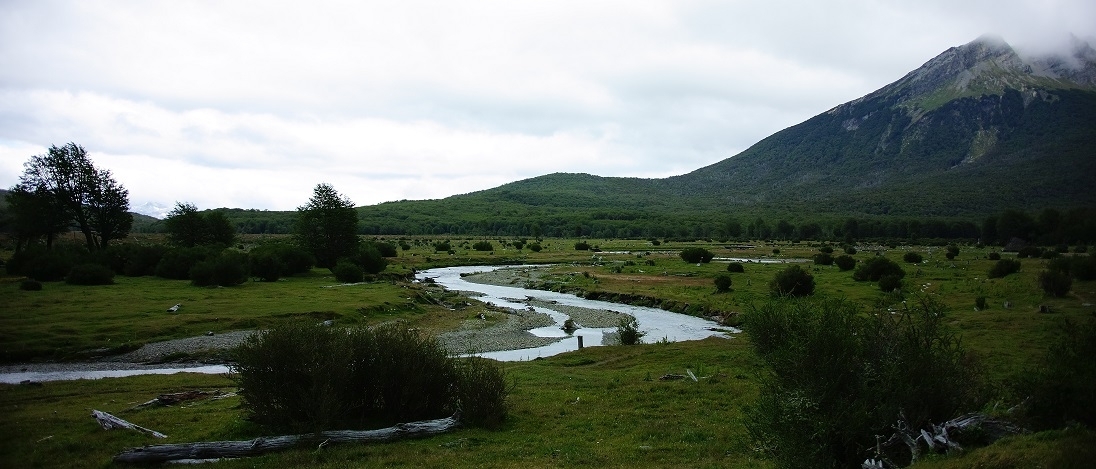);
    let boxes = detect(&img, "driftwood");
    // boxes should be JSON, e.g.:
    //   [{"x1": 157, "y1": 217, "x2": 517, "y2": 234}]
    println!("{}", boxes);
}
[
  {"x1": 864, "y1": 413, "x2": 1026, "y2": 468},
  {"x1": 92, "y1": 410, "x2": 167, "y2": 439},
  {"x1": 127, "y1": 390, "x2": 233, "y2": 411},
  {"x1": 113, "y1": 413, "x2": 461, "y2": 464}
]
